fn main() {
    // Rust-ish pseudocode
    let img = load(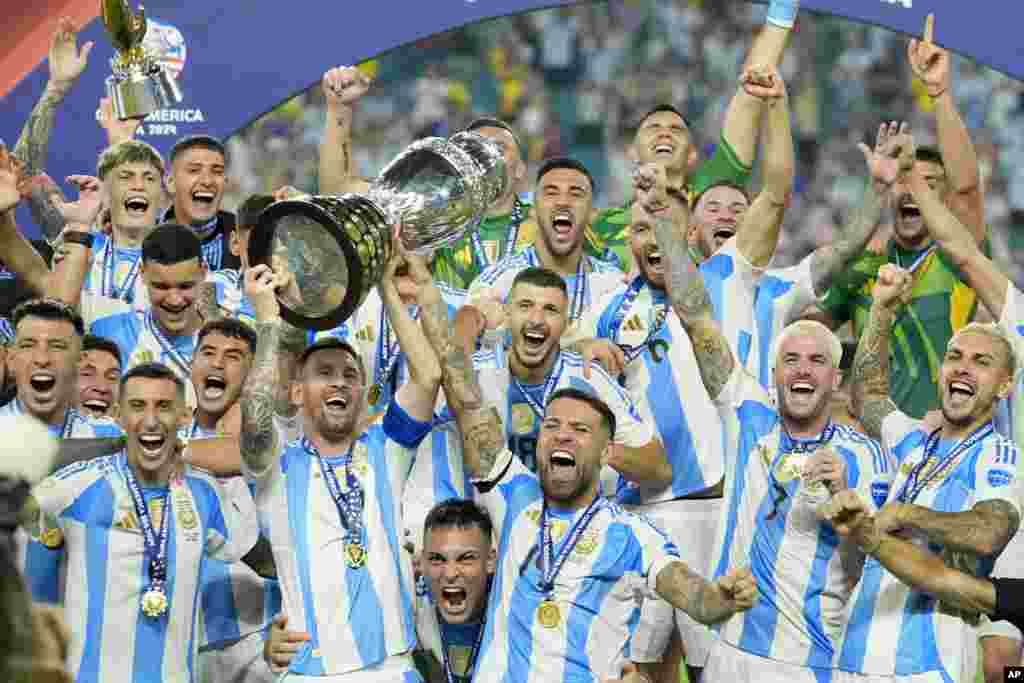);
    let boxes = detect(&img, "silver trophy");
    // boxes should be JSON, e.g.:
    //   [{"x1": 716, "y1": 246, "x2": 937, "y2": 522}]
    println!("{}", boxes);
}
[
  {"x1": 101, "y1": 0, "x2": 183, "y2": 120},
  {"x1": 249, "y1": 132, "x2": 508, "y2": 331}
]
